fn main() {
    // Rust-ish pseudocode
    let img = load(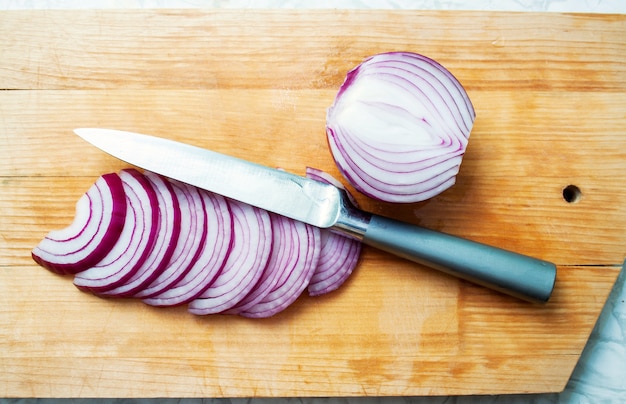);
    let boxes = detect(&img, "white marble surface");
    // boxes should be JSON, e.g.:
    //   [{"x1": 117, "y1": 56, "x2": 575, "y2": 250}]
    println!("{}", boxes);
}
[
  {"x1": 0, "y1": 0, "x2": 626, "y2": 13},
  {"x1": 1, "y1": 1, "x2": 624, "y2": 402}
]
